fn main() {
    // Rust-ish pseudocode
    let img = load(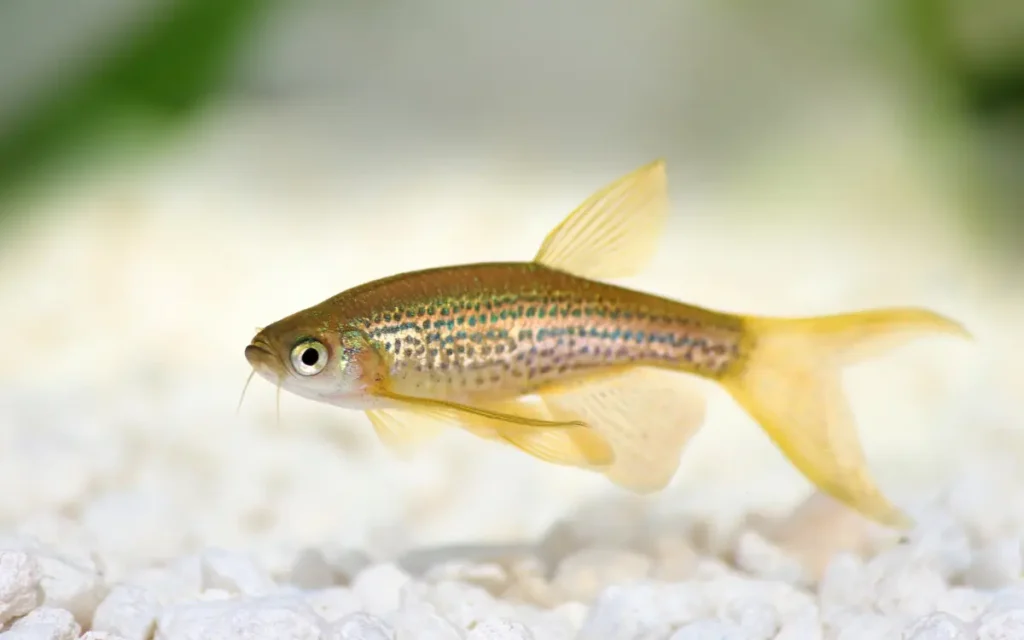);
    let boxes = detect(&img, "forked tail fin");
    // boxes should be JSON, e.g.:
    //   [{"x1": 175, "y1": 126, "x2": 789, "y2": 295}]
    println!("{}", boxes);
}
[{"x1": 719, "y1": 307, "x2": 971, "y2": 528}]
